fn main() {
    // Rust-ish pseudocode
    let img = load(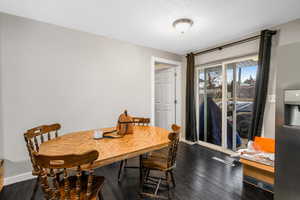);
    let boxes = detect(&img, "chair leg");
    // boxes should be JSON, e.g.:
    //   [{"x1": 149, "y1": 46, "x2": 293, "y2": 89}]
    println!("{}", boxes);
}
[
  {"x1": 146, "y1": 169, "x2": 150, "y2": 182},
  {"x1": 97, "y1": 189, "x2": 104, "y2": 200},
  {"x1": 118, "y1": 160, "x2": 125, "y2": 183},
  {"x1": 139, "y1": 168, "x2": 144, "y2": 194},
  {"x1": 165, "y1": 172, "x2": 170, "y2": 199},
  {"x1": 99, "y1": 193, "x2": 104, "y2": 200},
  {"x1": 140, "y1": 169, "x2": 170, "y2": 200},
  {"x1": 139, "y1": 155, "x2": 143, "y2": 184},
  {"x1": 169, "y1": 170, "x2": 176, "y2": 188},
  {"x1": 31, "y1": 176, "x2": 40, "y2": 200}
]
